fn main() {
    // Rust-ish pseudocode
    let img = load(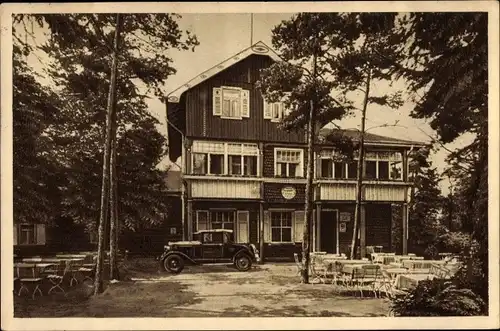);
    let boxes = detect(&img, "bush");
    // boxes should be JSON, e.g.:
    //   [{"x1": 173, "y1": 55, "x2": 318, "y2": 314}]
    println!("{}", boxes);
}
[
  {"x1": 436, "y1": 231, "x2": 471, "y2": 254},
  {"x1": 391, "y1": 278, "x2": 485, "y2": 316}
]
